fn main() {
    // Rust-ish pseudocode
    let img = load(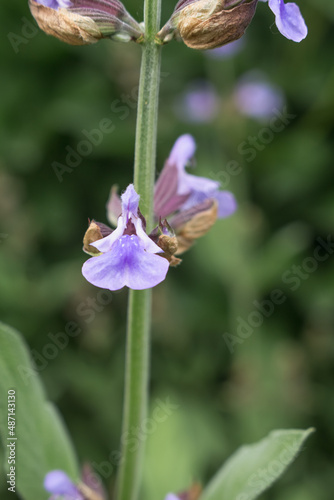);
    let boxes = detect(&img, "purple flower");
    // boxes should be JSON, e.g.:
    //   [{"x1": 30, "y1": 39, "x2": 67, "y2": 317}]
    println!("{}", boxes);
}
[
  {"x1": 103, "y1": 136, "x2": 237, "y2": 261},
  {"x1": 44, "y1": 470, "x2": 83, "y2": 500},
  {"x1": 154, "y1": 135, "x2": 237, "y2": 219},
  {"x1": 174, "y1": 82, "x2": 219, "y2": 123},
  {"x1": 164, "y1": 495, "x2": 180, "y2": 500},
  {"x1": 82, "y1": 184, "x2": 169, "y2": 291},
  {"x1": 260, "y1": 0, "x2": 307, "y2": 42},
  {"x1": 234, "y1": 72, "x2": 284, "y2": 119}
]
